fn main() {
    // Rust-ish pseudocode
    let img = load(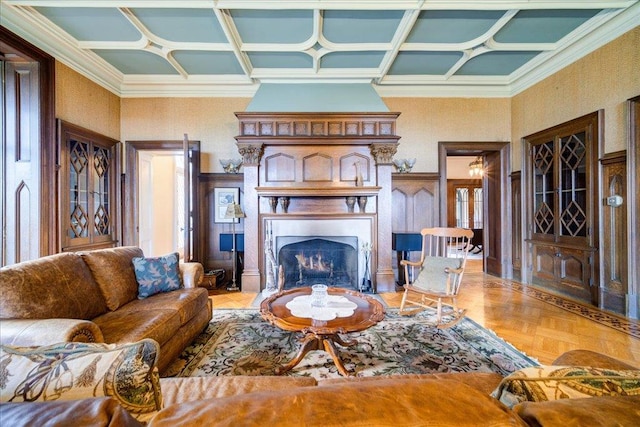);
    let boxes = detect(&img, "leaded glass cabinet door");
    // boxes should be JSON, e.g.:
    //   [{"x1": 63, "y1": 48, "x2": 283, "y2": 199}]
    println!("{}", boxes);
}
[
  {"x1": 59, "y1": 120, "x2": 120, "y2": 251},
  {"x1": 525, "y1": 112, "x2": 599, "y2": 305}
]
